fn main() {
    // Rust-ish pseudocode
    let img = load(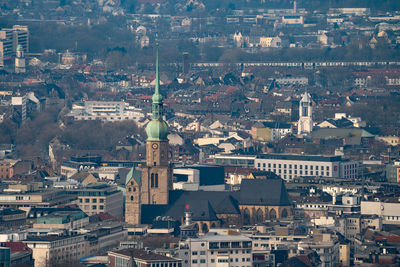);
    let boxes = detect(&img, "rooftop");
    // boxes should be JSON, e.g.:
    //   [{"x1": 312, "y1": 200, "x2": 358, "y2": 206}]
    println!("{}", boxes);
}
[
  {"x1": 257, "y1": 153, "x2": 344, "y2": 162},
  {"x1": 110, "y1": 248, "x2": 181, "y2": 262}
]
